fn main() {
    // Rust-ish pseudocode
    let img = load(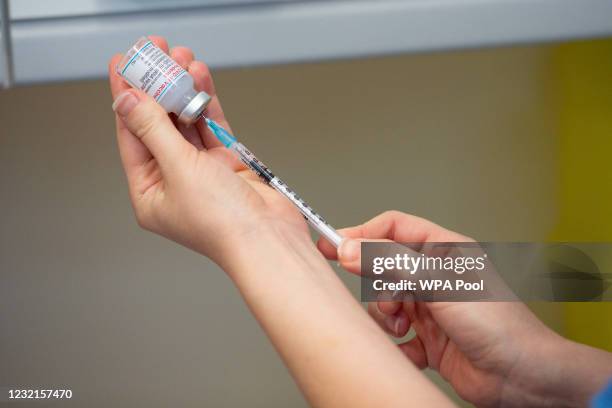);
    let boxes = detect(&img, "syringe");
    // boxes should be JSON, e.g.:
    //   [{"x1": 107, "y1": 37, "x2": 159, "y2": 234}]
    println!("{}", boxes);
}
[{"x1": 204, "y1": 117, "x2": 343, "y2": 248}]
